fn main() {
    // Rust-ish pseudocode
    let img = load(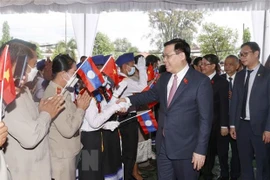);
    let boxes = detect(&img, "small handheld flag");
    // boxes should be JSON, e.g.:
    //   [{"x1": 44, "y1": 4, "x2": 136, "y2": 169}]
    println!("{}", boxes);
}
[
  {"x1": 101, "y1": 56, "x2": 119, "y2": 87},
  {"x1": 137, "y1": 110, "x2": 158, "y2": 134},
  {"x1": 77, "y1": 57, "x2": 104, "y2": 92}
]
